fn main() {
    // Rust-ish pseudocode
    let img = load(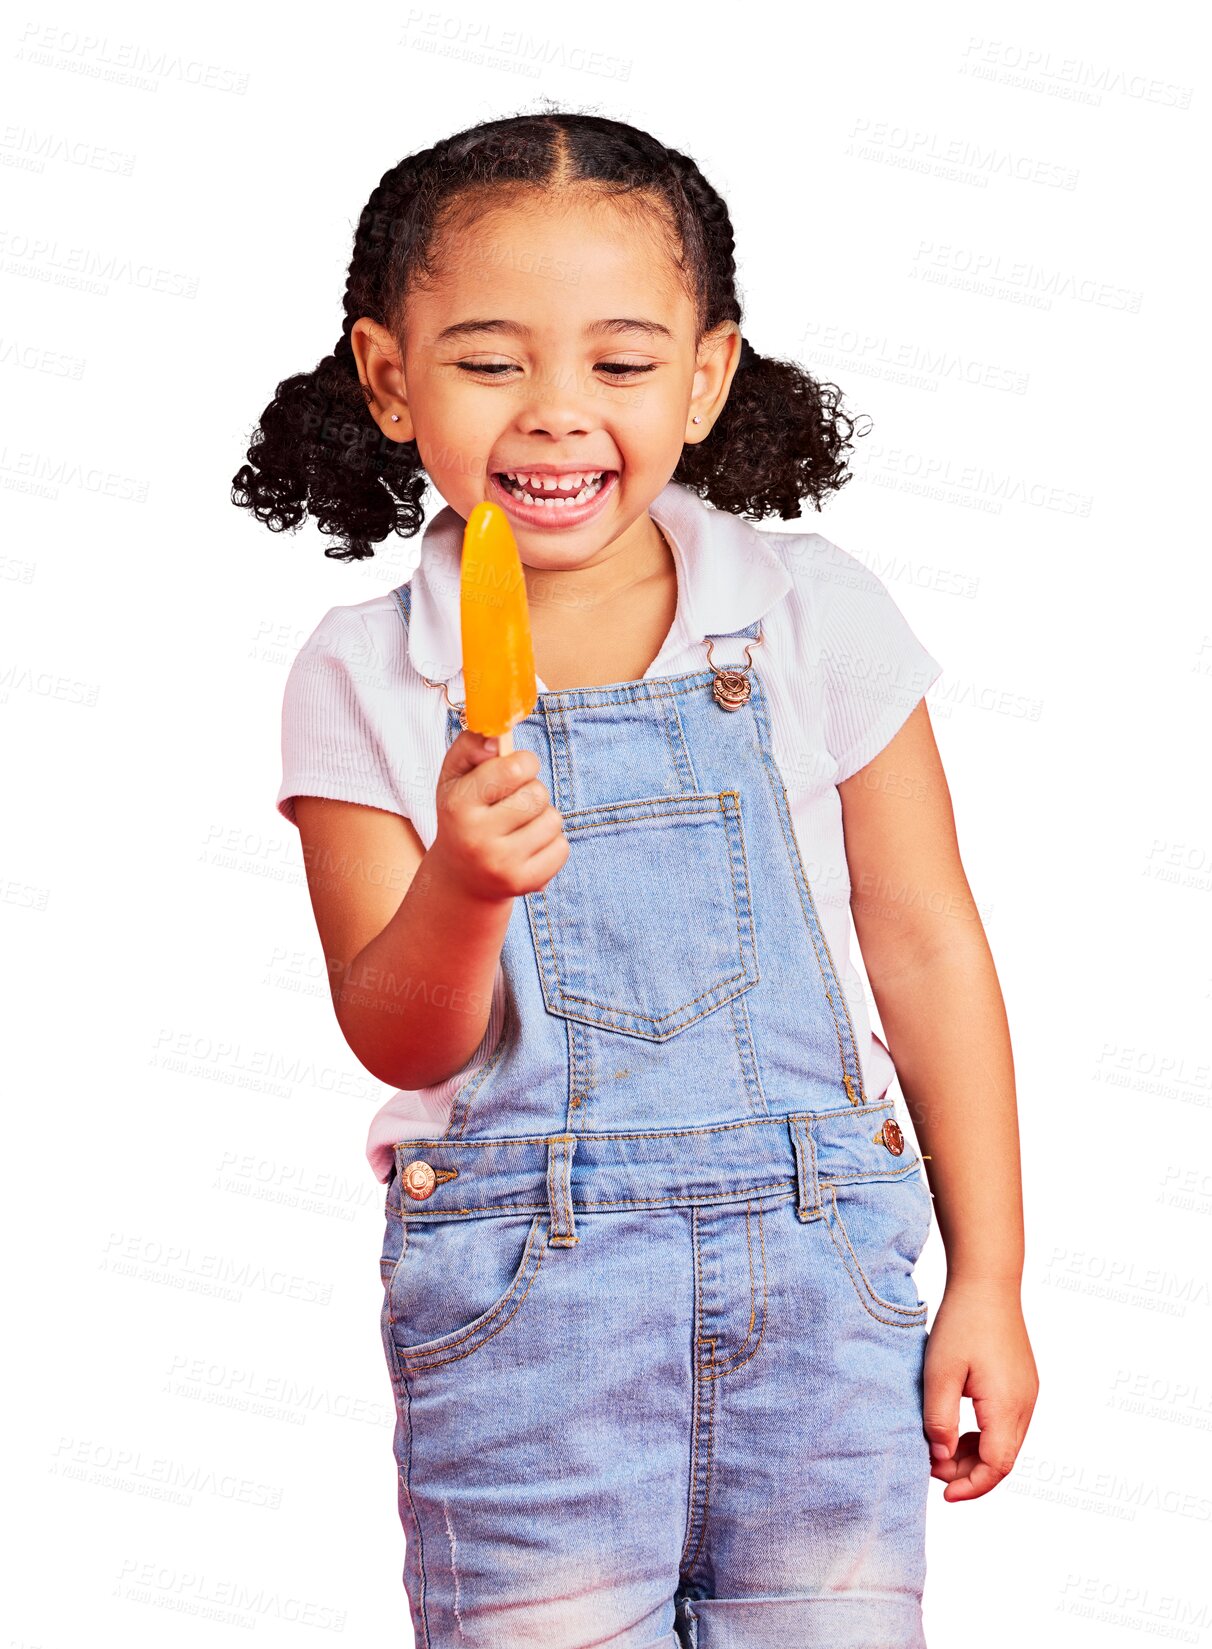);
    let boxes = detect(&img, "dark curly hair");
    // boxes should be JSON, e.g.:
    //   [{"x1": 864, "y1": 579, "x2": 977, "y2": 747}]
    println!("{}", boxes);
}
[{"x1": 232, "y1": 102, "x2": 870, "y2": 562}]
